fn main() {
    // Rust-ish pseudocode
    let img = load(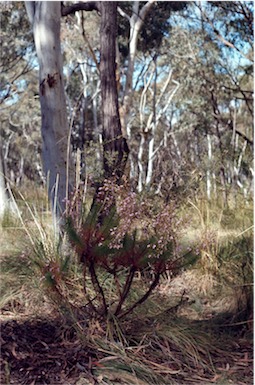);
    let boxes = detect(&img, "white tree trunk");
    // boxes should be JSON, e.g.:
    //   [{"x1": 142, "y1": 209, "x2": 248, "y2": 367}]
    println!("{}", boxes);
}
[
  {"x1": 0, "y1": 149, "x2": 8, "y2": 218},
  {"x1": 123, "y1": 0, "x2": 155, "y2": 99},
  {"x1": 145, "y1": 133, "x2": 155, "y2": 187},
  {"x1": 137, "y1": 134, "x2": 146, "y2": 193},
  {"x1": 0, "y1": 144, "x2": 16, "y2": 218},
  {"x1": 144, "y1": 70, "x2": 179, "y2": 189},
  {"x1": 206, "y1": 133, "x2": 212, "y2": 200},
  {"x1": 118, "y1": 0, "x2": 155, "y2": 137},
  {"x1": 26, "y1": 2, "x2": 74, "y2": 219}
]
